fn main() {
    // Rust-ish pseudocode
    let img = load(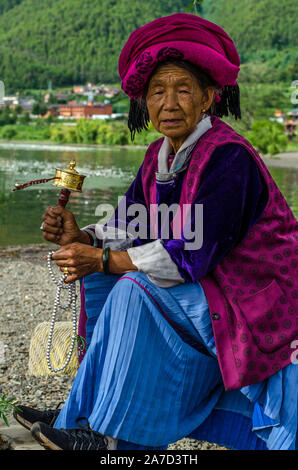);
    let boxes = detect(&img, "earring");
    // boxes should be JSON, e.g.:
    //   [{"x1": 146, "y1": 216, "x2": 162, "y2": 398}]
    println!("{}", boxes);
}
[{"x1": 202, "y1": 108, "x2": 206, "y2": 113}]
